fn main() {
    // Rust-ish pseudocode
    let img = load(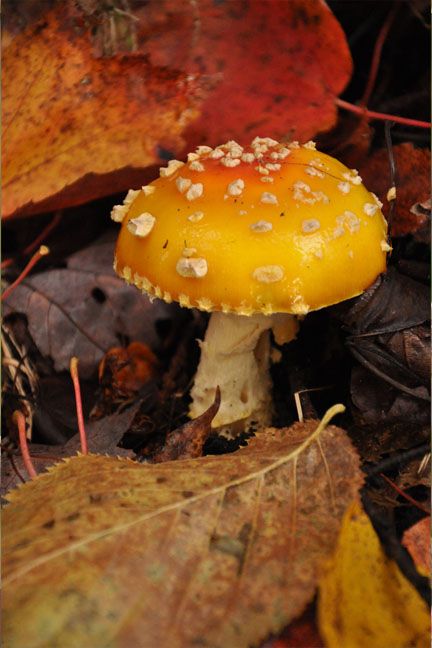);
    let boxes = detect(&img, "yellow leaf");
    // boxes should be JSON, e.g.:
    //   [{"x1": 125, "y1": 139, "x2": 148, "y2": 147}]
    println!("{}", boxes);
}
[
  {"x1": 318, "y1": 500, "x2": 430, "y2": 648},
  {"x1": 3, "y1": 408, "x2": 363, "y2": 648}
]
